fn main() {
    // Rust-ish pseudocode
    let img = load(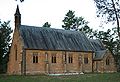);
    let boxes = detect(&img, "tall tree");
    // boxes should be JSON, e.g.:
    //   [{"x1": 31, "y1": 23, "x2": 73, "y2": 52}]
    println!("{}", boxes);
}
[
  {"x1": 73, "y1": 17, "x2": 89, "y2": 31},
  {"x1": 94, "y1": 0, "x2": 120, "y2": 39},
  {"x1": 62, "y1": 10, "x2": 76, "y2": 30},
  {"x1": 94, "y1": 0, "x2": 120, "y2": 71},
  {"x1": 0, "y1": 21, "x2": 12, "y2": 73},
  {"x1": 79, "y1": 25, "x2": 94, "y2": 39},
  {"x1": 62, "y1": 10, "x2": 94, "y2": 38},
  {"x1": 94, "y1": 29, "x2": 116, "y2": 54},
  {"x1": 42, "y1": 22, "x2": 51, "y2": 28},
  {"x1": 94, "y1": 28, "x2": 120, "y2": 71}
]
